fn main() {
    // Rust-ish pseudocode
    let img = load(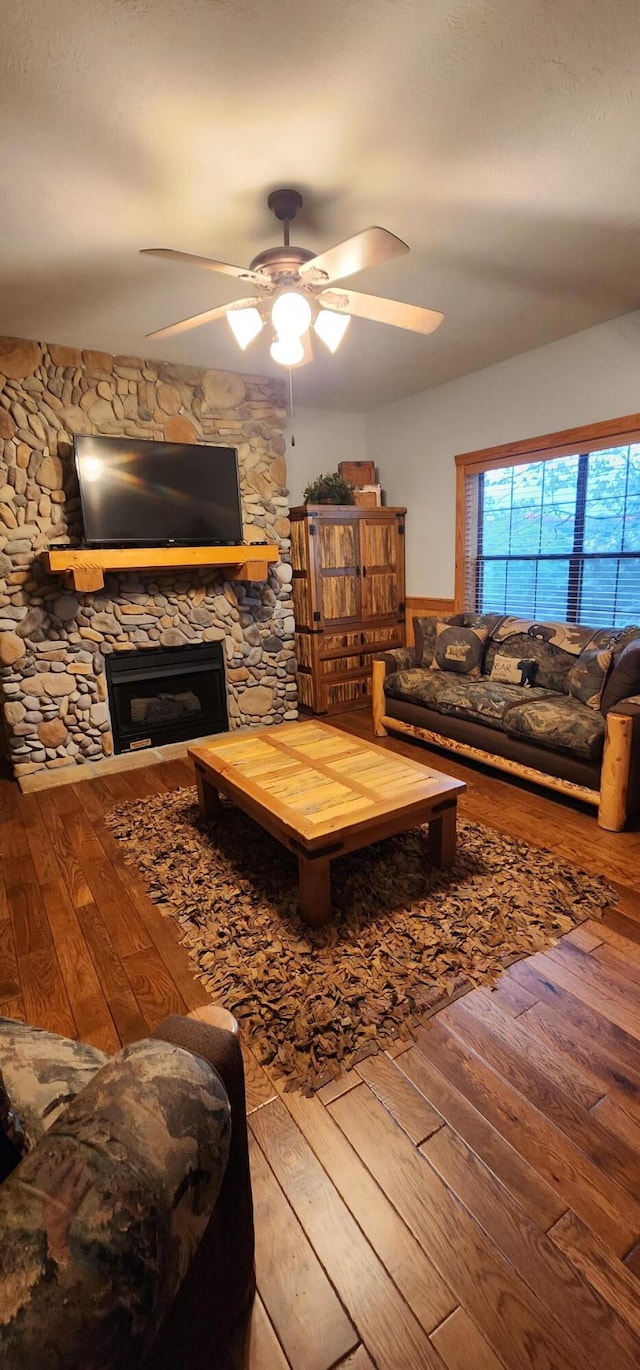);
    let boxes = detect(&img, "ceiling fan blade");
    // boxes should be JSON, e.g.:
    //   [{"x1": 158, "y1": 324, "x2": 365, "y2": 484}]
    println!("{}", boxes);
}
[
  {"x1": 299, "y1": 227, "x2": 409, "y2": 285},
  {"x1": 320, "y1": 288, "x2": 443, "y2": 335},
  {"x1": 146, "y1": 298, "x2": 258, "y2": 341},
  {"x1": 141, "y1": 248, "x2": 265, "y2": 288}
]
